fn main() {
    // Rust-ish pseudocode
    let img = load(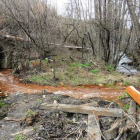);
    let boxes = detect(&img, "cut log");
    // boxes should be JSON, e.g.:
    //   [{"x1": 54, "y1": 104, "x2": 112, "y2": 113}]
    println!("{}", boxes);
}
[
  {"x1": 87, "y1": 114, "x2": 101, "y2": 140},
  {"x1": 40, "y1": 103, "x2": 122, "y2": 117}
]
